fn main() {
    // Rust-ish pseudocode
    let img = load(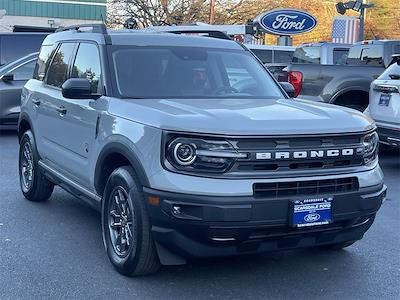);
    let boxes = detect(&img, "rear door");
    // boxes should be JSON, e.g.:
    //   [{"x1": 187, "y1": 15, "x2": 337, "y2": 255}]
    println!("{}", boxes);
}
[{"x1": 0, "y1": 58, "x2": 36, "y2": 123}]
